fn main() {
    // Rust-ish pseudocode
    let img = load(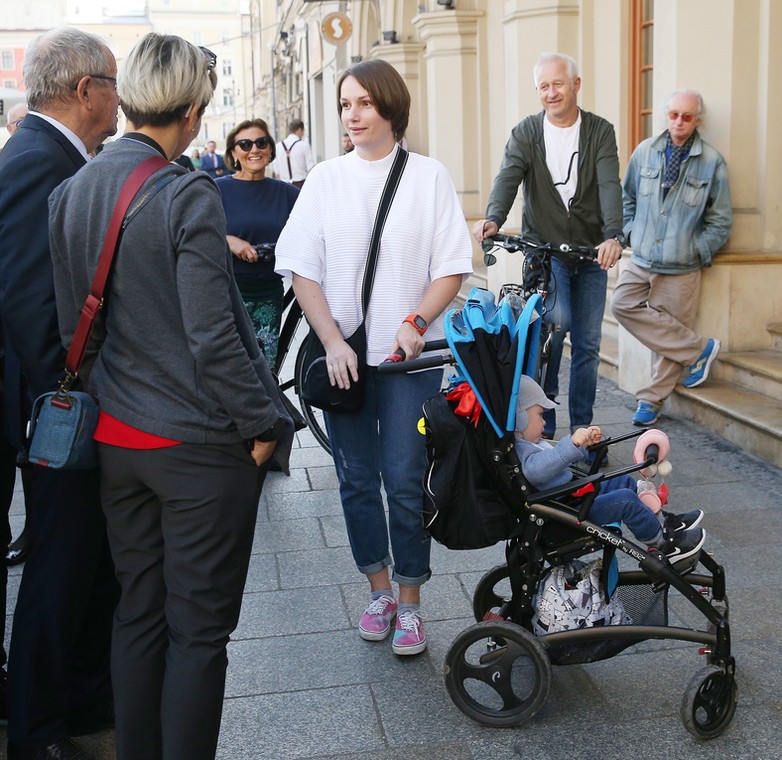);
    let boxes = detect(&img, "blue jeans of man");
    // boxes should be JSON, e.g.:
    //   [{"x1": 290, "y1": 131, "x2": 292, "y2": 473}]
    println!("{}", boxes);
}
[
  {"x1": 325, "y1": 367, "x2": 441, "y2": 587},
  {"x1": 542, "y1": 257, "x2": 607, "y2": 436},
  {"x1": 587, "y1": 474, "x2": 661, "y2": 543}
]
